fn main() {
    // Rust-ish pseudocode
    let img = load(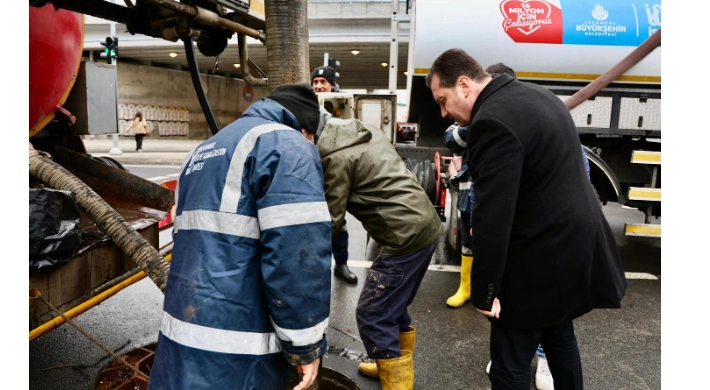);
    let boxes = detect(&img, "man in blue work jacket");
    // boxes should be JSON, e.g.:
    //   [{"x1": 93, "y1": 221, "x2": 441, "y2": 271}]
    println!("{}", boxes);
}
[{"x1": 148, "y1": 83, "x2": 333, "y2": 390}]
